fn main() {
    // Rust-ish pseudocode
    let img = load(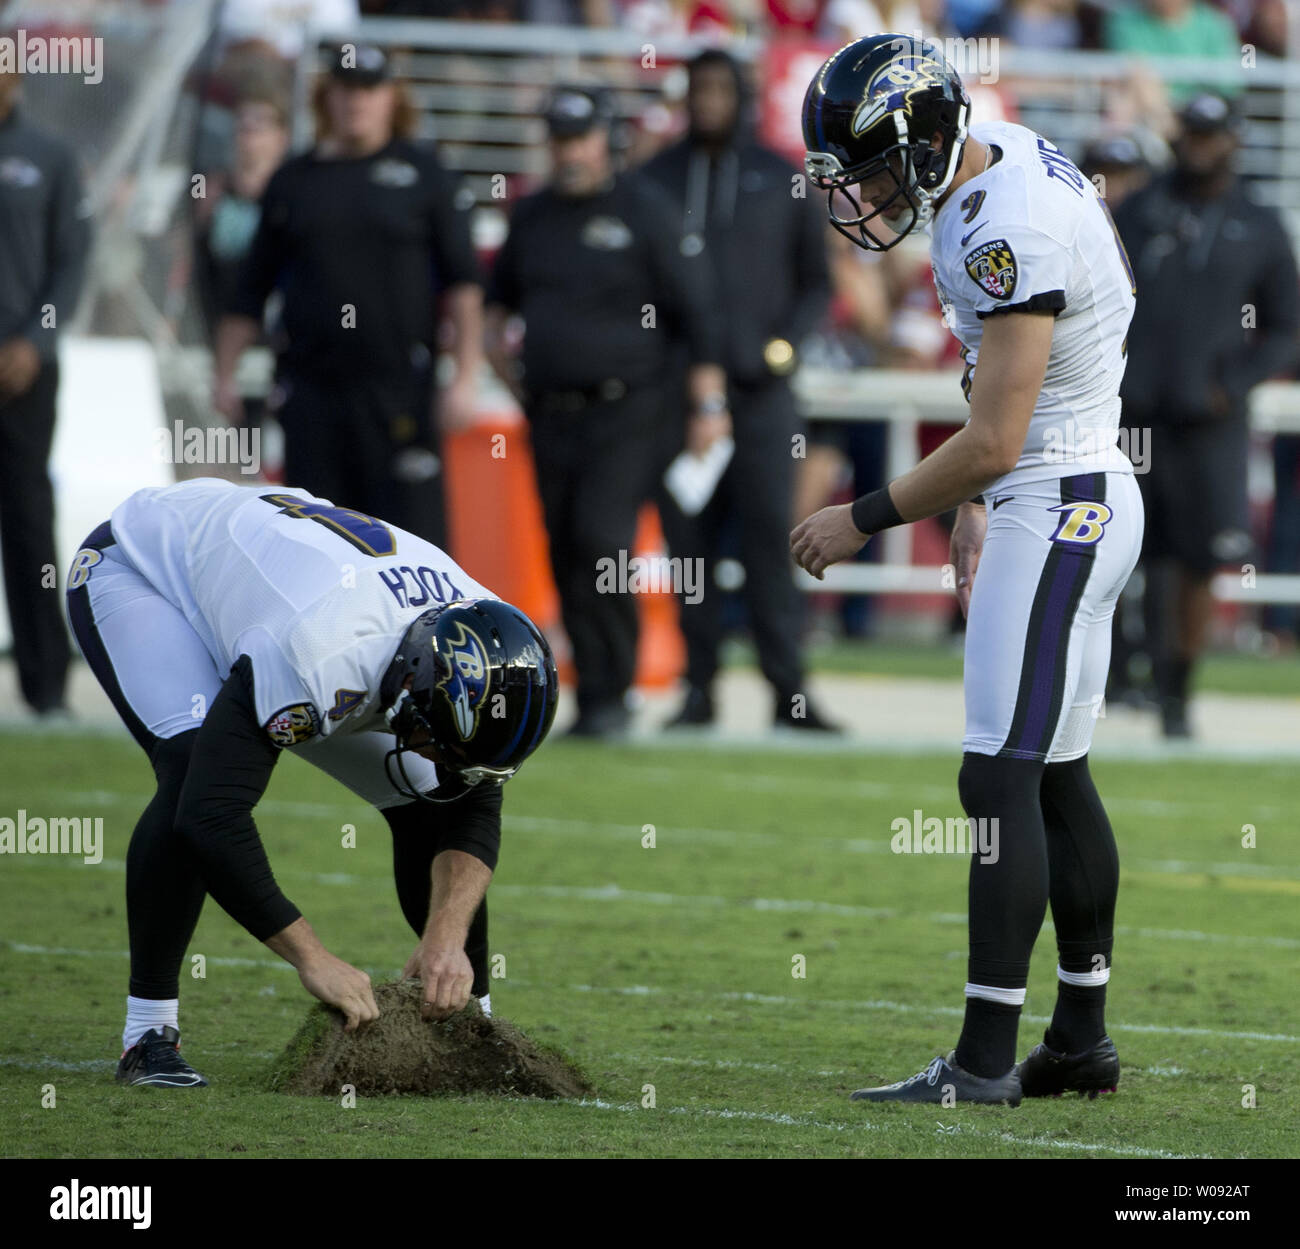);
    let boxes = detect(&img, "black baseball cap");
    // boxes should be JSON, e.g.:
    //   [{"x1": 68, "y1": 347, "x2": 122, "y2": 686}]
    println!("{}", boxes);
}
[
  {"x1": 1179, "y1": 92, "x2": 1238, "y2": 134},
  {"x1": 329, "y1": 43, "x2": 391, "y2": 87},
  {"x1": 544, "y1": 85, "x2": 612, "y2": 138},
  {"x1": 1082, "y1": 133, "x2": 1146, "y2": 172}
]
